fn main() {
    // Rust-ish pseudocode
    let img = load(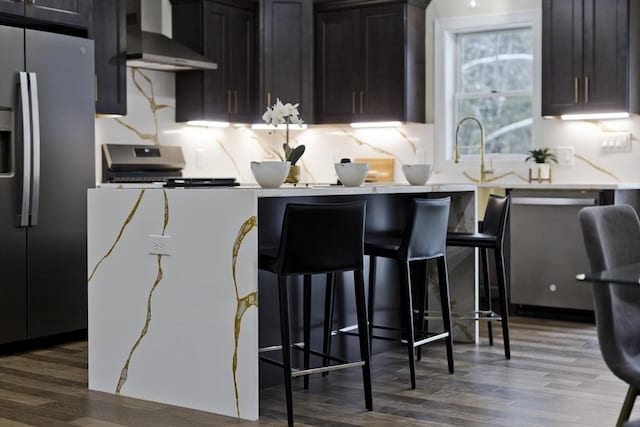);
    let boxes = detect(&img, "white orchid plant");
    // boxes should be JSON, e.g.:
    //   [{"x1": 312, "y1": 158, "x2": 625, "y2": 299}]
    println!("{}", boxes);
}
[{"x1": 262, "y1": 99, "x2": 305, "y2": 165}]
